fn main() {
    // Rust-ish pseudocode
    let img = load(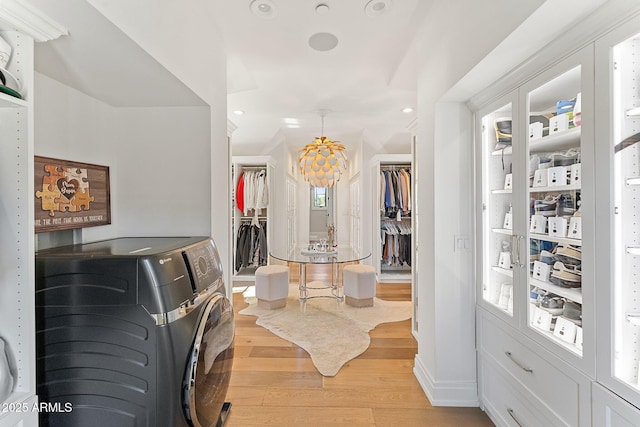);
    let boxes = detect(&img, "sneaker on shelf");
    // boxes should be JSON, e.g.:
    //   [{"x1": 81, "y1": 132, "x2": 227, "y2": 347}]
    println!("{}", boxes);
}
[
  {"x1": 550, "y1": 261, "x2": 582, "y2": 288},
  {"x1": 563, "y1": 300, "x2": 582, "y2": 326},
  {"x1": 540, "y1": 295, "x2": 565, "y2": 315},
  {"x1": 494, "y1": 118, "x2": 512, "y2": 150},
  {"x1": 539, "y1": 250, "x2": 555, "y2": 265},
  {"x1": 535, "y1": 195, "x2": 558, "y2": 216},
  {"x1": 552, "y1": 148, "x2": 580, "y2": 166},
  {"x1": 554, "y1": 244, "x2": 582, "y2": 266},
  {"x1": 556, "y1": 193, "x2": 576, "y2": 216}
]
